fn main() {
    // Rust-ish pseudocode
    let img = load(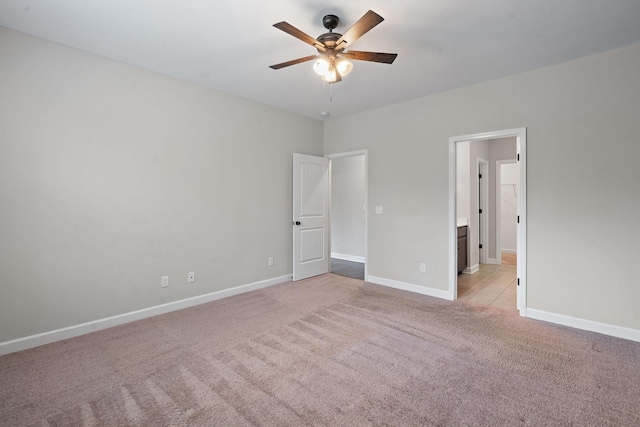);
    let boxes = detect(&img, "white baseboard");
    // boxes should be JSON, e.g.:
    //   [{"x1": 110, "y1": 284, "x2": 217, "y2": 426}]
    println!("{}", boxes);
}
[
  {"x1": 462, "y1": 264, "x2": 480, "y2": 274},
  {"x1": 527, "y1": 308, "x2": 640, "y2": 343},
  {"x1": 331, "y1": 252, "x2": 365, "y2": 263},
  {"x1": 487, "y1": 258, "x2": 499, "y2": 265},
  {"x1": 501, "y1": 249, "x2": 517, "y2": 254},
  {"x1": 0, "y1": 274, "x2": 292, "y2": 356},
  {"x1": 367, "y1": 275, "x2": 452, "y2": 301}
]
